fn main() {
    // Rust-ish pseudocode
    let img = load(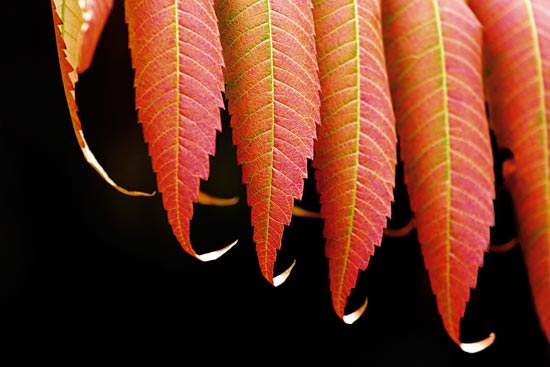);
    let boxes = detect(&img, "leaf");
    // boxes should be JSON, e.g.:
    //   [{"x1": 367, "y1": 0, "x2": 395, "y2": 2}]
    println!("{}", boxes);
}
[
  {"x1": 311, "y1": 0, "x2": 397, "y2": 320},
  {"x1": 382, "y1": 0, "x2": 495, "y2": 344},
  {"x1": 215, "y1": 0, "x2": 321, "y2": 283},
  {"x1": 467, "y1": 0, "x2": 550, "y2": 343},
  {"x1": 51, "y1": 0, "x2": 152, "y2": 197},
  {"x1": 52, "y1": 0, "x2": 82, "y2": 89},
  {"x1": 78, "y1": 0, "x2": 115, "y2": 73},
  {"x1": 124, "y1": 0, "x2": 235, "y2": 260}
]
